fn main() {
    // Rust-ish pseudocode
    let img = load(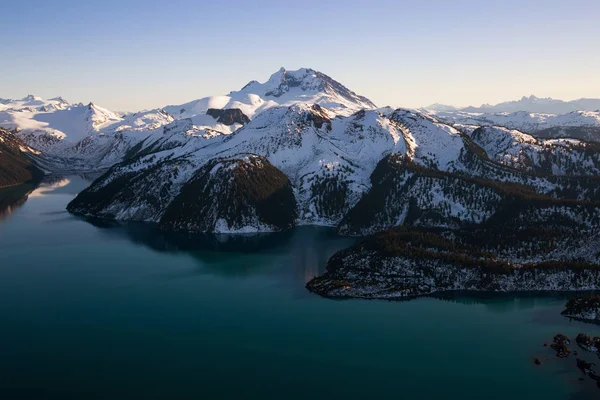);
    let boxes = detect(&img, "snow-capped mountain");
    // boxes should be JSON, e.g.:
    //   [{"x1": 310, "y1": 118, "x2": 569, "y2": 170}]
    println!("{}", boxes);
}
[
  {"x1": 427, "y1": 95, "x2": 600, "y2": 114},
  {"x1": 0, "y1": 95, "x2": 71, "y2": 113},
  {"x1": 2, "y1": 68, "x2": 377, "y2": 171},
  {"x1": 4, "y1": 67, "x2": 600, "y2": 239},
  {"x1": 163, "y1": 67, "x2": 376, "y2": 120},
  {"x1": 67, "y1": 99, "x2": 600, "y2": 235},
  {"x1": 0, "y1": 99, "x2": 177, "y2": 170}
]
